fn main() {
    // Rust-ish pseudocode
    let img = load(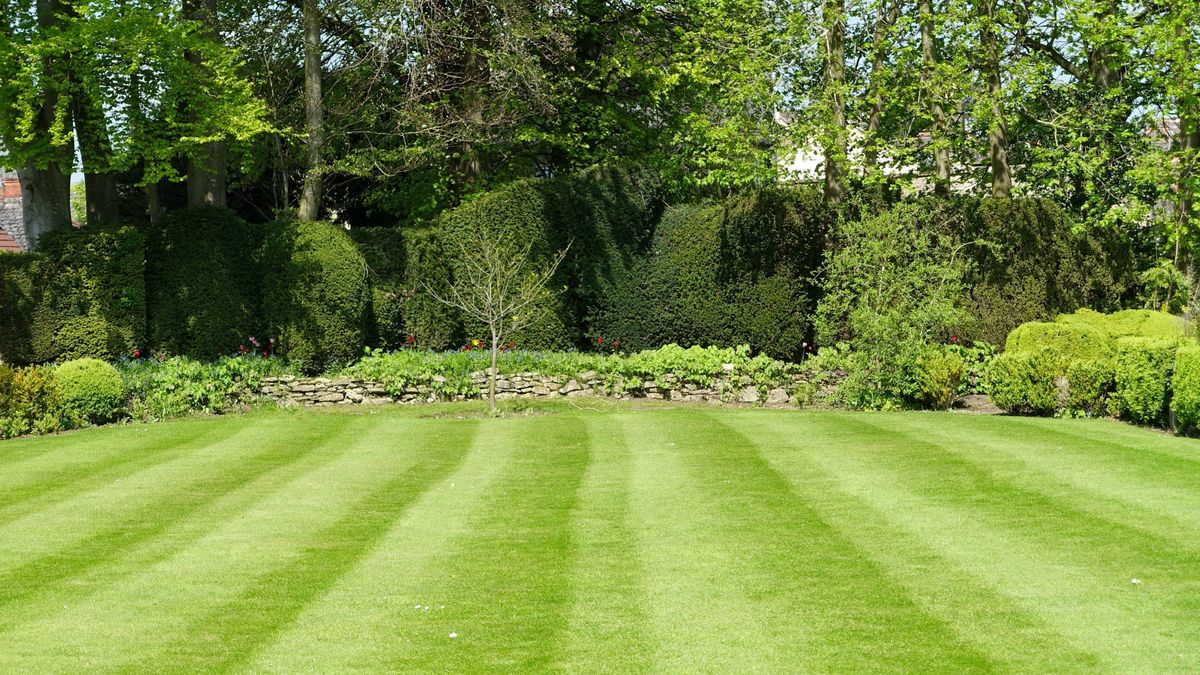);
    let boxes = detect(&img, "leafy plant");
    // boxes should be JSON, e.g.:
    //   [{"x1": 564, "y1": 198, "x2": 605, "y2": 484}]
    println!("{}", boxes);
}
[{"x1": 985, "y1": 351, "x2": 1058, "y2": 416}]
